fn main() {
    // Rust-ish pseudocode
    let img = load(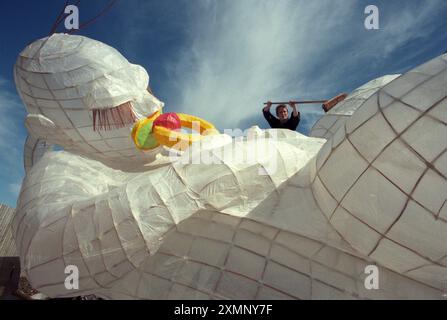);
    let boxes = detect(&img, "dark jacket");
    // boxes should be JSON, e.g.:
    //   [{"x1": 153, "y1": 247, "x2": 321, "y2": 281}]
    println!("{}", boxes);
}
[{"x1": 263, "y1": 110, "x2": 300, "y2": 131}]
